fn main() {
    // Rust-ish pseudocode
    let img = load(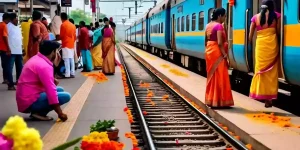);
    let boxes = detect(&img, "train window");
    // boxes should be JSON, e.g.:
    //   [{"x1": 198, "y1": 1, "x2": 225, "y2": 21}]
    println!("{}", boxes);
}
[
  {"x1": 200, "y1": 0, "x2": 204, "y2": 5},
  {"x1": 299, "y1": 0, "x2": 300, "y2": 22},
  {"x1": 161, "y1": 22, "x2": 164, "y2": 33},
  {"x1": 181, "y1": 16, "x2": 185, "y2": 31},
  {"x1": 199, "y1": 11, "x2": 204, "y2": 30},
  {"x1": 159, "y1": 23, "x2": 160, "y2": 33},
  {"x1": 186, "y1": 15, "x2": 190, "y2": 31},
  {"x1": 208, "y1": 9, "x2": 214, "y2": 22},
  {"x1": 192, "y1": 13, "x2": 196, "y2": 31},
  {"x1": 177, "y1": 17, "x2": 180, "y2": 32}
]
